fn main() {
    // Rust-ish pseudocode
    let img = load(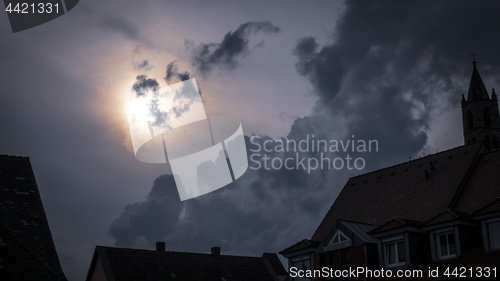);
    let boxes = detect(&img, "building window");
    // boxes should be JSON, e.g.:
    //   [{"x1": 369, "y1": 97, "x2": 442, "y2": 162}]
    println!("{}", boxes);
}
[
  {"x1": 488, "y1": 220, "x2": 500, "y2": 250},
  {"x1": 436, "y1": 231, "x2": 456, "y2": 259},
  {"x1": 484, "y1": 108, "x2": 491, "y2": 127},
  {"x1": 466, "y1": 111, "x2": 473, "y2": 130},
  {"x1": 291, "y1": 255, "x2": 311, "y2": 281},
  {"x1": 384, "y1": 237, "x2": 406, "y2": 267}
]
